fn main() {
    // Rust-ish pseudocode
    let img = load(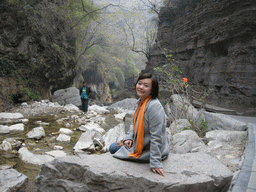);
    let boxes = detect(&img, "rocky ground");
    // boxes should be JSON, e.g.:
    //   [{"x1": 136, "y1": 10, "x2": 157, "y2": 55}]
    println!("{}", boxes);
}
[{"x1": 0, "y1": 95, "x2": 252, "y2": 191}]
